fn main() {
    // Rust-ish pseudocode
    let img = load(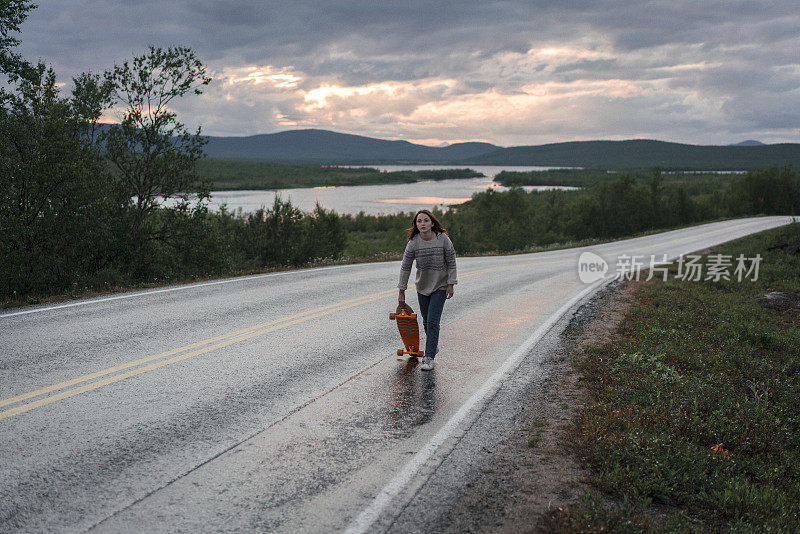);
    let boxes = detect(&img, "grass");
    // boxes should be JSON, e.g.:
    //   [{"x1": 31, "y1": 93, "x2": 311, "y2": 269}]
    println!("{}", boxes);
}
[
  {"x1": 527, "y1": 418, "x2": 548, "y2": 448},
  {"x1": 527, "y1": 435, "x2": 544, "y2": 448},
  {"x1": 548, "y1": 222, "x2": 800, "y2": 532}
]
